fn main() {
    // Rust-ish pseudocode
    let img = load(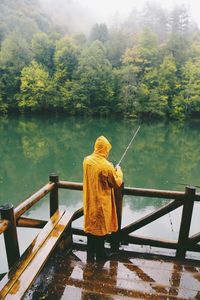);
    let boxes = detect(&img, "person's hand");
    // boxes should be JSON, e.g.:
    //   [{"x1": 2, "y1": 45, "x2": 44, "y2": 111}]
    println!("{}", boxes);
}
[
  {"x1": 115, "y1": 165, "x2": 123, "y2": 178},
  {"x1": 115, "y1": 164, "x2": 121, "y2": 171}
]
